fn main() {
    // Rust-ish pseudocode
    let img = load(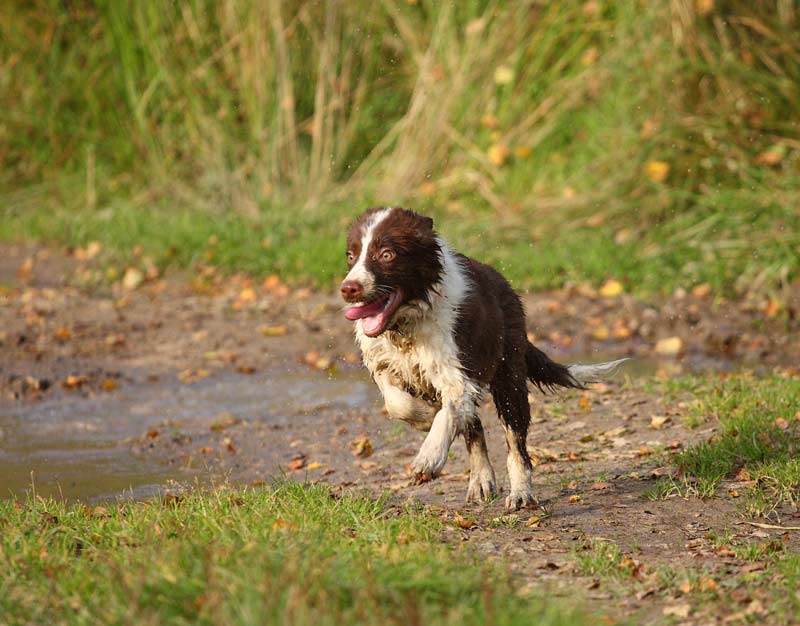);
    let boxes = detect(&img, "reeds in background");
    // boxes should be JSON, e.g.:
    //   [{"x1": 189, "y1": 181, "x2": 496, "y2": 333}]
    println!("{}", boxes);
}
[{"x1": 1, "y1": 0, "x2": 798, "y2": 293}]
